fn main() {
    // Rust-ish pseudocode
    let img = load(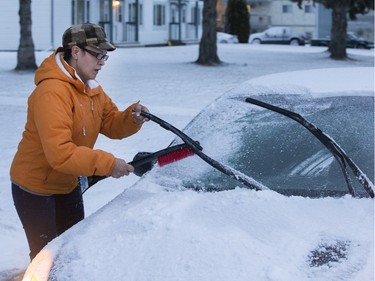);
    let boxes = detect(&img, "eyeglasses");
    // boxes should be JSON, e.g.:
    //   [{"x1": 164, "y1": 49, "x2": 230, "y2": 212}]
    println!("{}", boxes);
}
[{"x1": 80, "y1": 47, "x2": 109, "y2": 61}]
